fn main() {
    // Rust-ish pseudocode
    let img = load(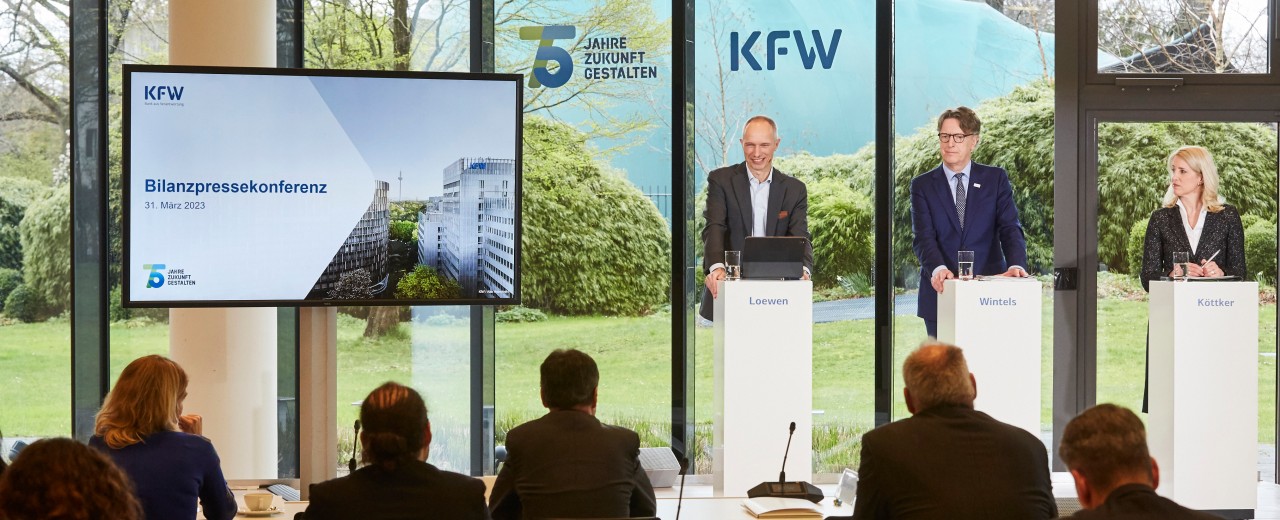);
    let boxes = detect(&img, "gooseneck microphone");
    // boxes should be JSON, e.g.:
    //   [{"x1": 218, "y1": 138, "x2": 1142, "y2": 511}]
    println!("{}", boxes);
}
[
  {"x1": 779, "y1": 421, "x2": 795, "y2": 484},
  {"x1": 675, "y1": 457, "x2": 688, "y2": 520},
  {"x1": 747, "y1": 421, "x2": 824, "y2": 503},
  {"x1": 347, "y1": 419, "x2": 361, "y2": 473}
]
